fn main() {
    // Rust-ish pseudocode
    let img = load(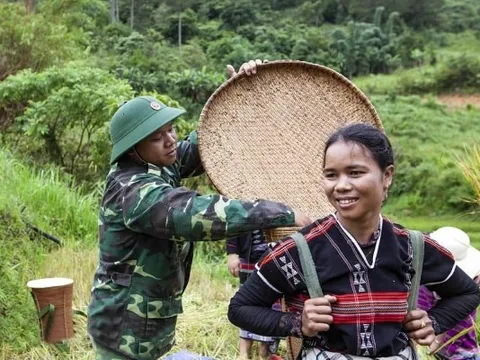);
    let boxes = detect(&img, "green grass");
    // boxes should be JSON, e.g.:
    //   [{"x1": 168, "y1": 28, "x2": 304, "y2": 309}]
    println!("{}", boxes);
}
[
  {"x1": 0, "y1": 150, "x2": 98, "y2": 248},
  {"x1": 354, "y1": 65, "x2": 439, "y2": 96}
]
